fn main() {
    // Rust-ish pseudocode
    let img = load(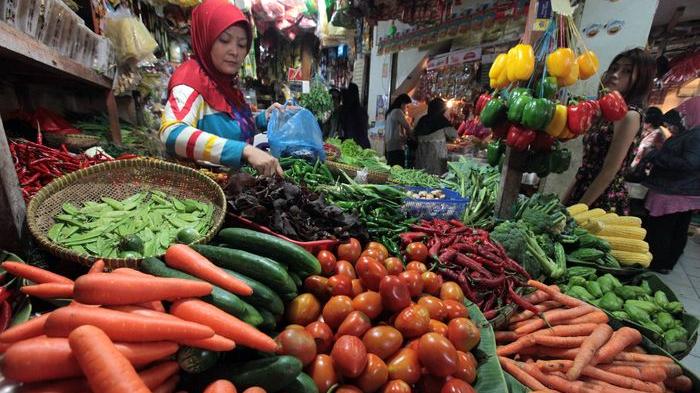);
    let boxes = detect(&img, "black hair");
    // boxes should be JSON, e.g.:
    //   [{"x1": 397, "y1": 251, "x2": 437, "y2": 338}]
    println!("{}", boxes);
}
[
  {"x1": 388, "y1": 94, "x2": 412, "y2": 114},
  {"x1": 608, "y1": 48, "x2": 656, "y2": 107},
  {"x1": 663, "y1": 109, "x2": 686, "y2": 133},
  {"x1": 644, "y1": 107, "x2": 663, "y2": 128}
]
